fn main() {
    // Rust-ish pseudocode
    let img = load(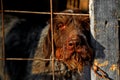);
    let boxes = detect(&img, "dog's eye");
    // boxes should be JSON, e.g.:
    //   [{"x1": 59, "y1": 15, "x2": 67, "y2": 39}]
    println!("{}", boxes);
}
[{"x1": 57, "y1": 23, "x2": 66, "y2": 30}]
